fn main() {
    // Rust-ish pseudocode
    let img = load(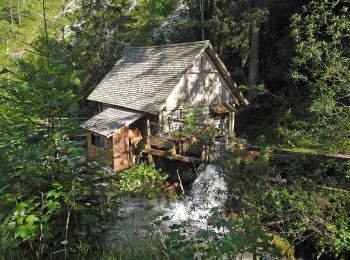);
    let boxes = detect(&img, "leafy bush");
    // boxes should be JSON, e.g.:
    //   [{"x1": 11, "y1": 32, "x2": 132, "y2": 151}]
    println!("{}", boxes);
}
[
  {"x1": 0, "y1": 151, "x2": 122, "y2": 258},
  {"x1": 0, "y1": 33, "x2": 120, "y2": 258},
  {"x1": 117, "y1": 164, "x2": 167, "y2": 197},
  {"x1": 151, "y1": 207, "x2": 288, "y2": 259},
  {"x1": 220, "y1": 148, "x2": 350, "y2": 259},
  {"x1": 289, "y1": 0, "x2": 350, "y2": 146}
]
